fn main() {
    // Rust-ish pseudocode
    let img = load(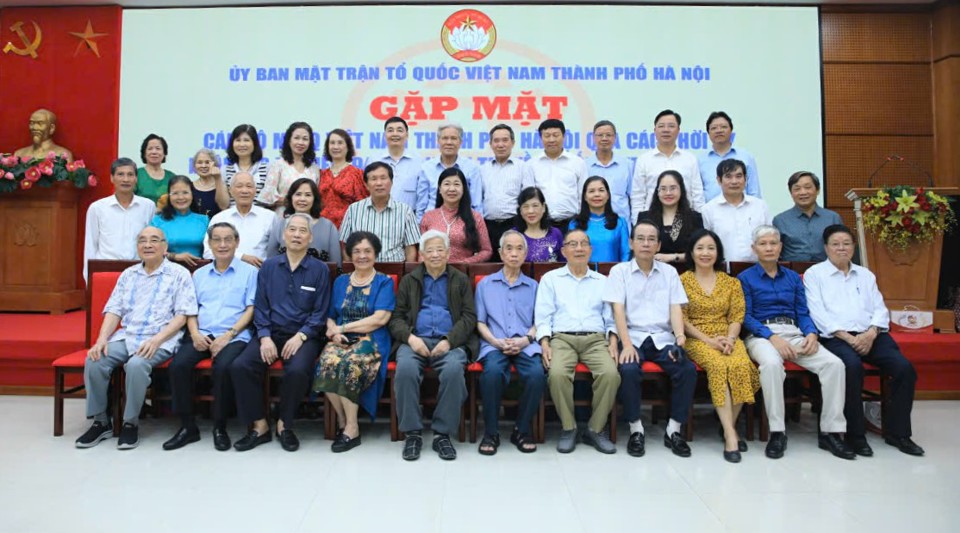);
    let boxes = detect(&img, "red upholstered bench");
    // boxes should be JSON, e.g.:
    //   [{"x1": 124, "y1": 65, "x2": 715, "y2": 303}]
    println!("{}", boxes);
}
[{"x1": 51, "y1": 260, "x2": 136, "y2": 436}]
